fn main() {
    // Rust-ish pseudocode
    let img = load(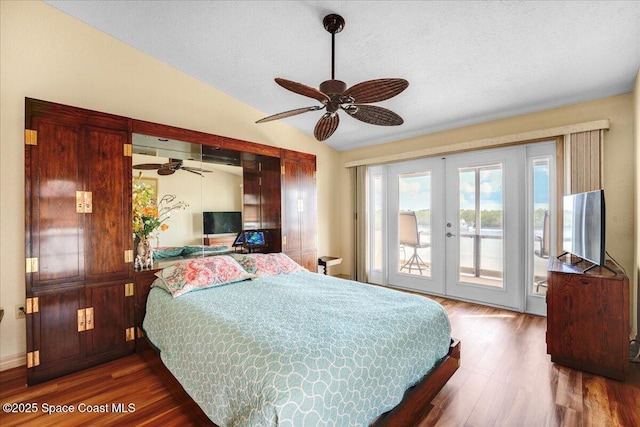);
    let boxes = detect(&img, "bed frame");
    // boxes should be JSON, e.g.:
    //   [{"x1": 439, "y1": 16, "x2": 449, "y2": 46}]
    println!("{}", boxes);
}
[{"x1": 134, "y1": 270, "x2": 460, "y2": 426}]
